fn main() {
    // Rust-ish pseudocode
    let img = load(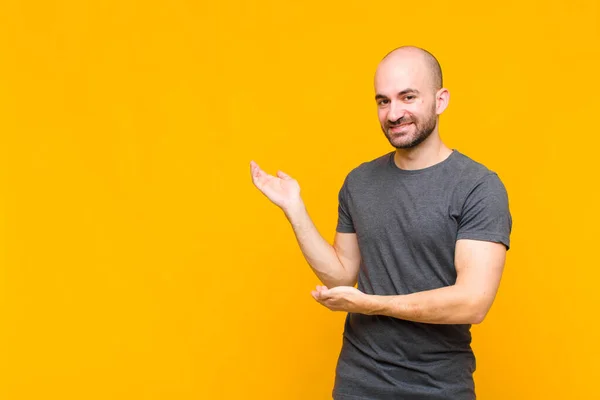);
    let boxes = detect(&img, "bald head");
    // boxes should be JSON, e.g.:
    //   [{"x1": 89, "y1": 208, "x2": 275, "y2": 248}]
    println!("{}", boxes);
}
[
  {"x1": 378, "y1": 46, "x2": 443, "y2": 91},
  {"x1": 374, "y1": 46, "x2": 450, "y2": 150}
]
